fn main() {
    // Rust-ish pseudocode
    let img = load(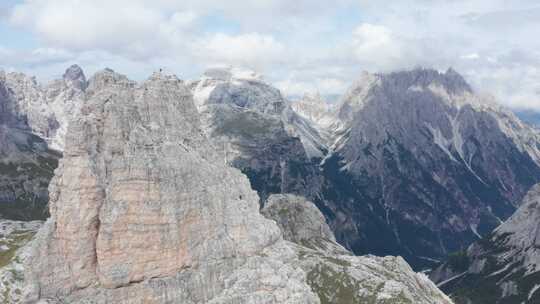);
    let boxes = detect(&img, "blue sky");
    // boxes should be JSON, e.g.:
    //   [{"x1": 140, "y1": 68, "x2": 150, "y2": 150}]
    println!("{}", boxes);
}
[{"x1": 1, "y1": 0, "x2": 540, "y2": 111}]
